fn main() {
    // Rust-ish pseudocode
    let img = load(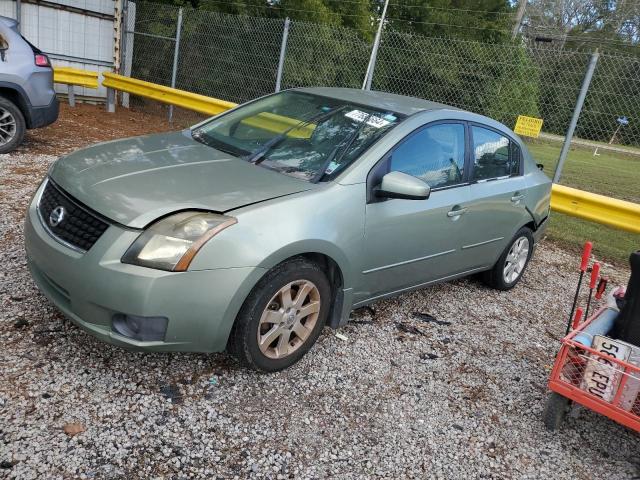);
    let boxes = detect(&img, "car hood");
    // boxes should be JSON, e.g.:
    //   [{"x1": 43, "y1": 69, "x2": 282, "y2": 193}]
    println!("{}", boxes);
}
[{"x1": 49, "y1": 131, "x2": 315, "y2": 228}]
